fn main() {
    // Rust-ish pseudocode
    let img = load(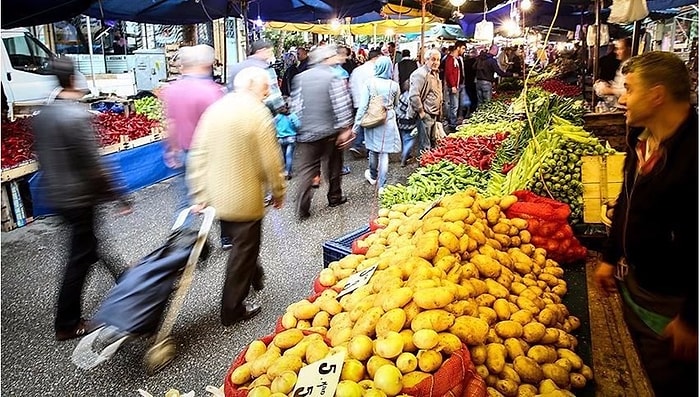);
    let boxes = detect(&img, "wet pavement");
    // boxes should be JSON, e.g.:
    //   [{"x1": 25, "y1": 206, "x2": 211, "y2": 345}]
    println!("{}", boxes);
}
[{"x1": 0, "y1": 153, "x2": 418, "y2": 396}]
